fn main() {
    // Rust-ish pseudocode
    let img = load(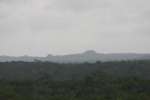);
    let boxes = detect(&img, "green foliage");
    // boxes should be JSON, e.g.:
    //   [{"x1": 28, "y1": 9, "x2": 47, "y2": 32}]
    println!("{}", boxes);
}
[{"x1": 0, "y1": 60, "x2": 150, "y2": 100}]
